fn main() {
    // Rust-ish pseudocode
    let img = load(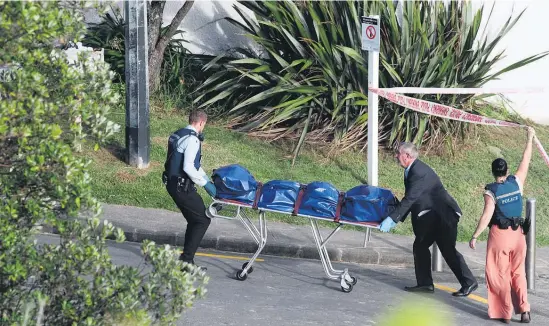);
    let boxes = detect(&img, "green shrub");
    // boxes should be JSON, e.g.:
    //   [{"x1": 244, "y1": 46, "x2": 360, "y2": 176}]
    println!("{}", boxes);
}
[
  {"x1": 0, "y1": 1, "x2": 207, "y2": 324},
  {"x1": 194, "y1": 0, "x2": 547, "y2": 161}
]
